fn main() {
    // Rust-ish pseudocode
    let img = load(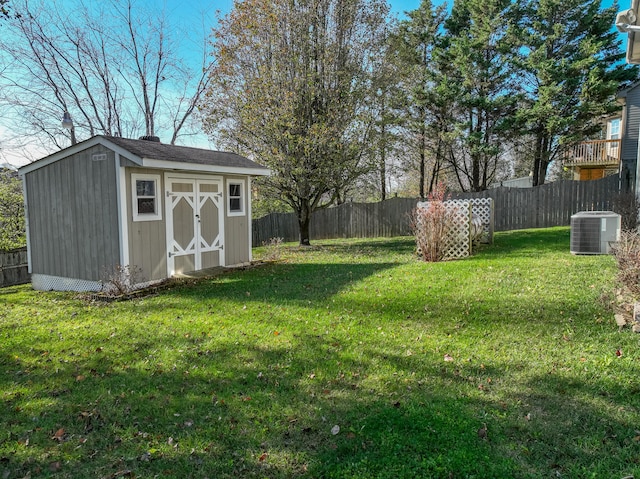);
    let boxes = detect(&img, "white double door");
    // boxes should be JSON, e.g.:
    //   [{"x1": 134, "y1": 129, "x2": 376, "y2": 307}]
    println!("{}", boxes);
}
[{"x1": 165, "y1": 174, "x2": 224, "y2": 275}]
